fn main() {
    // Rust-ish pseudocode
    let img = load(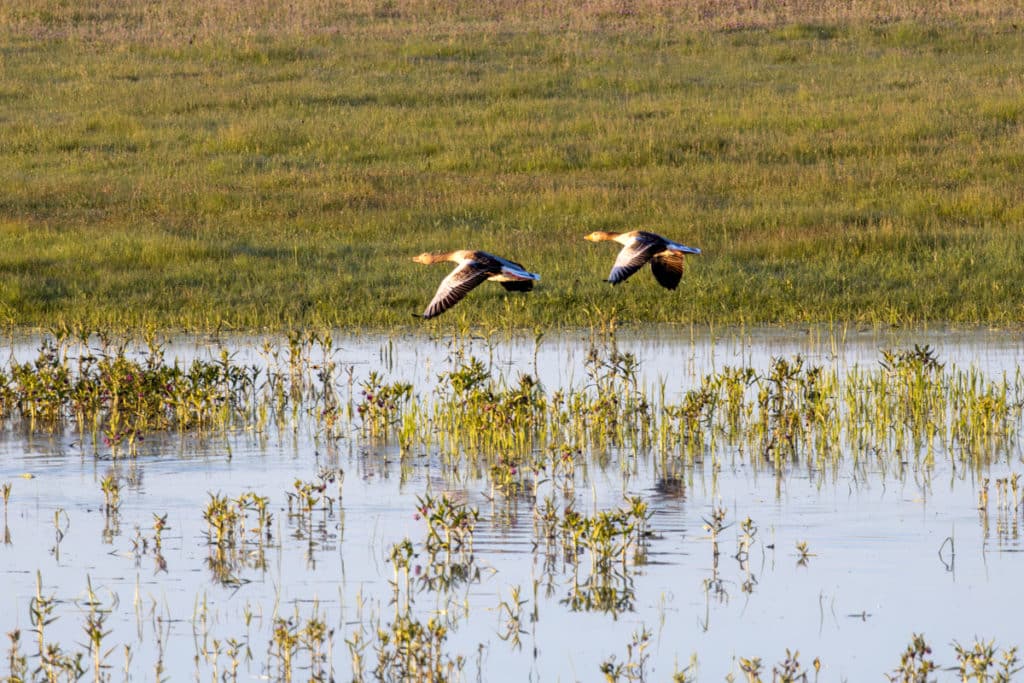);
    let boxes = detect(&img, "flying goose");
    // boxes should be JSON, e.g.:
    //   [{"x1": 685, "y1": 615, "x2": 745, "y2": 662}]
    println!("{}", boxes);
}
[
  {"x1": 412, "y1": 250, "x2": 540, "y2": 319},
  {"x1": 584, "y1": 230, "x2": 701, "y2": 289}
]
